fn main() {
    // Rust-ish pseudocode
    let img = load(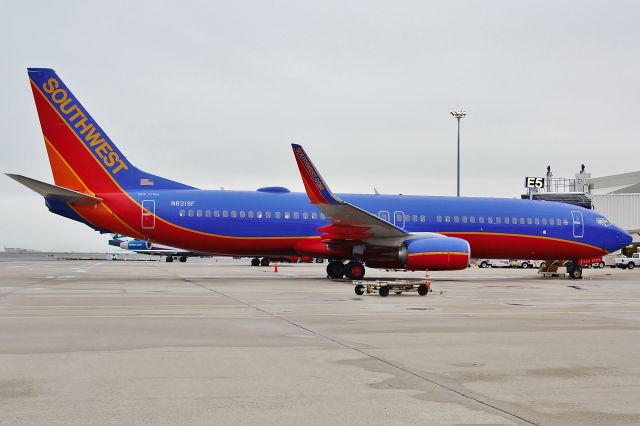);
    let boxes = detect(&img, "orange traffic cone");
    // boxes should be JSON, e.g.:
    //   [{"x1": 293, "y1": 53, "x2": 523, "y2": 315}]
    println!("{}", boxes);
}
[{"x1": 274, "y1": 263, "x2": 279, "y2": 273}]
